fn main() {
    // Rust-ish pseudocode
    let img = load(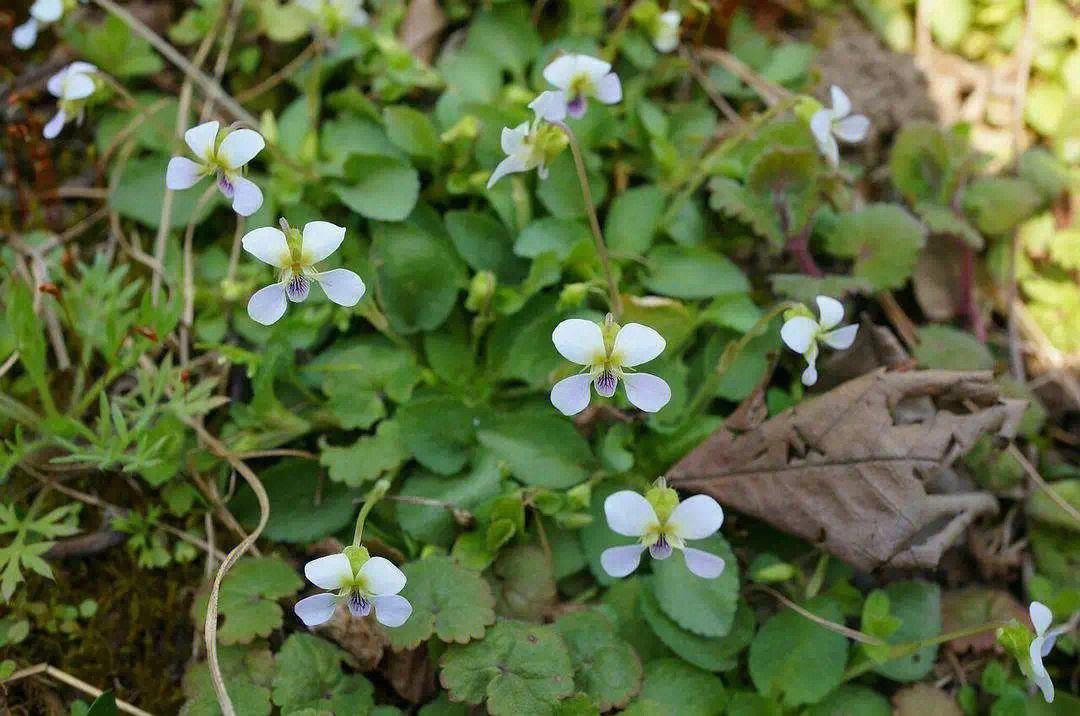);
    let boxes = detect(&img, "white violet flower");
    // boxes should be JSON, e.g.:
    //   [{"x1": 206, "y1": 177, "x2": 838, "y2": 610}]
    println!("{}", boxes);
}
[
  {"x1": 652, "y1": 11, "x2": 682, "y2": 53},
  {"x1": 780, "y1": 296, "x2": 858, "y2": 387},
  {"x1": 810, "y1": 85, "x2": 870, "y2": 168},
  {"x1": 550, "y1": 315, "x2": 671, "y2": 416},
  {"x1": 601, "y1": 480, "x2": 726, "y2": 579},
  {"x1": 1028, "y1": 601, "x2": 1064, "y2": 703},
  {"x1": 487, "y1": 95, "x2": 569, "y2": 189},
  {"x1": 43, "y1": 62, "x2": 98, "y2": 140},
  {"x1": 297, "y1": 0, "x2": 368, "y2": 37},
  {"x1": 294, "y1": 548, "x2": 412, "y2": 628},
  {"x1": 166, "y1": 121, "x2": 266, "y2": 217},
  {"x1": 13, "y1": 0, "x2": 66, "y2": 50},
  {"x1": 242, "y1": 219, "x2": 366, "y2": 326},
  {"x1": 541, "y1": 53, "x2": 622, "y2": 119}
]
